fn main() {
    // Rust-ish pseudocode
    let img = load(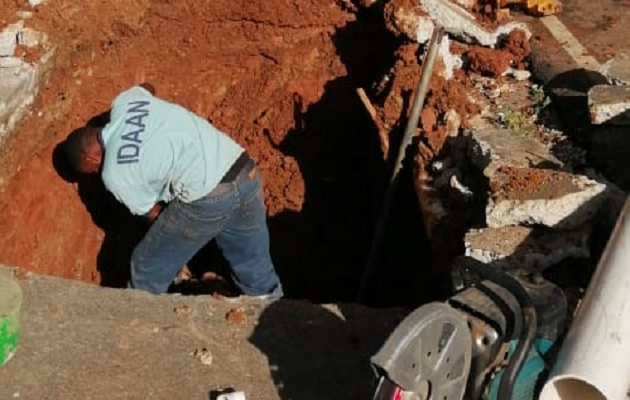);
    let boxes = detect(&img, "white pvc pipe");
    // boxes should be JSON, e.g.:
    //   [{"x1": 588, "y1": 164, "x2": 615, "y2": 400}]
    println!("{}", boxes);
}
[{"x1": 540, "y1": 196, "x2": 630, "y2": 400}]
